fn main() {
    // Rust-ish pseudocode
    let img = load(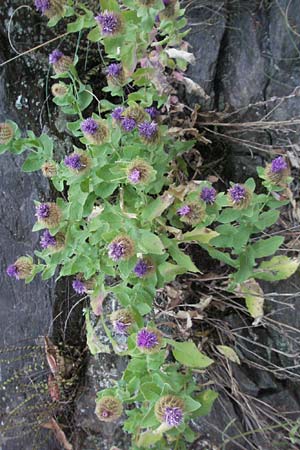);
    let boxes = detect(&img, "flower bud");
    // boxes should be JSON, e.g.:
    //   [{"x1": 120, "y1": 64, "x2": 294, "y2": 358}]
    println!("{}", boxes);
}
[
  {"x1": 177, "y1": 202, "x2": 205, "y2": 225},
  {"x1": 227, "y1": 184, "x2": 252, "y2": 209},
  {"x1": 34, "y1": 0, "x2": 65, "y2": 18},
  {"x1": 35, "y1": 202, "x2": 62, "y2": 228},
  {"x1": 265, "y1": 156, "x2": 289, "y2": 184},
  {"x1": 41, "y1": 161, "x2": 57, "y2": 178},
  {"x1": 155, "y1": 395, "x2": 184, "y2": 427},
  {"x1": 81, "y1": 118, "x2": 109, "y2": 145},
  {"x1": 0, "y1": 122, "x2": 14, "y2": 144},
  {"x1": 136, "y1": 327, "x2": 162, "y2": 354},
  {"x1": 51, "y1": 83, "x2": 68, "y2": 97},
  {"x1": 95, "y1": 396, "x2": 123, "y2": 422},
  {"x1": 95, "y1": 11, "x2": 123, "y2": 36},
  {"x1": 133, "y1": 258, "x2": 155, "y2": 278},
  {"x1": 127, "y1": 159, "x2": 153, "y2": 185},
  {"x1": 108, "y1": 235, "x2": 135, "y2": 262},
  {"x1": 110, "y1": 309, "x2": 134, "y2": 335},
  {"x1": 6, "y1": 256, "x2": 34, "y2": 280},
  {"x1": 64, "y1": 152, "x2": 91, "y2": 172},
  {"x1": 49, "y1": 50, "x2": 73, "y2": 74}
]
